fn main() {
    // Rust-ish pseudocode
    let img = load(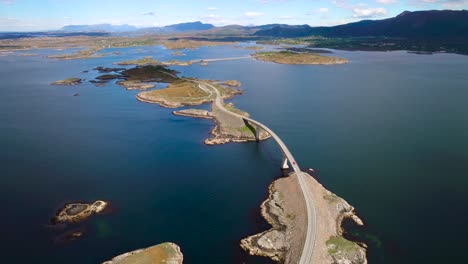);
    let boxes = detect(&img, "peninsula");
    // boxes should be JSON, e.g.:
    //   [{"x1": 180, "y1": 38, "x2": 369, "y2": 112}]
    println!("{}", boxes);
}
[
  {"x1": 241, "y1": 173, "x2": 367, "y2": 264},
  {"x1": 254, "y1": 51, "x2": 348, "y2": 65}
]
